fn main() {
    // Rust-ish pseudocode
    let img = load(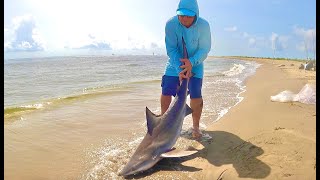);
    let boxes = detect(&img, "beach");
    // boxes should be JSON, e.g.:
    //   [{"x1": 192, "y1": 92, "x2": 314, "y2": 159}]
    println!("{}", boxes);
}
[
  {"x1": 4, "y1": 56, "x2": 260, "y2": 179},
  {"x1": 171, "y1": 57, "x2": 317, "y2": 179},
  {"x1": 4, "y1": 56, "x2": 316, "y2": 179}
]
